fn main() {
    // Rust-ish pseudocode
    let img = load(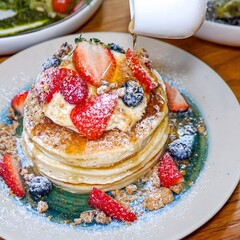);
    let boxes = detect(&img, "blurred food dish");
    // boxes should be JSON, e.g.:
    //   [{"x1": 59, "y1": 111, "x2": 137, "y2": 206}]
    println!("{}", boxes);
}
[
  {"x1": 195, "y1": 0, "x2": 240, "y2": 46},
  {"x1": 0, "y1": 0, "x2": 102, "y2": 55}
]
